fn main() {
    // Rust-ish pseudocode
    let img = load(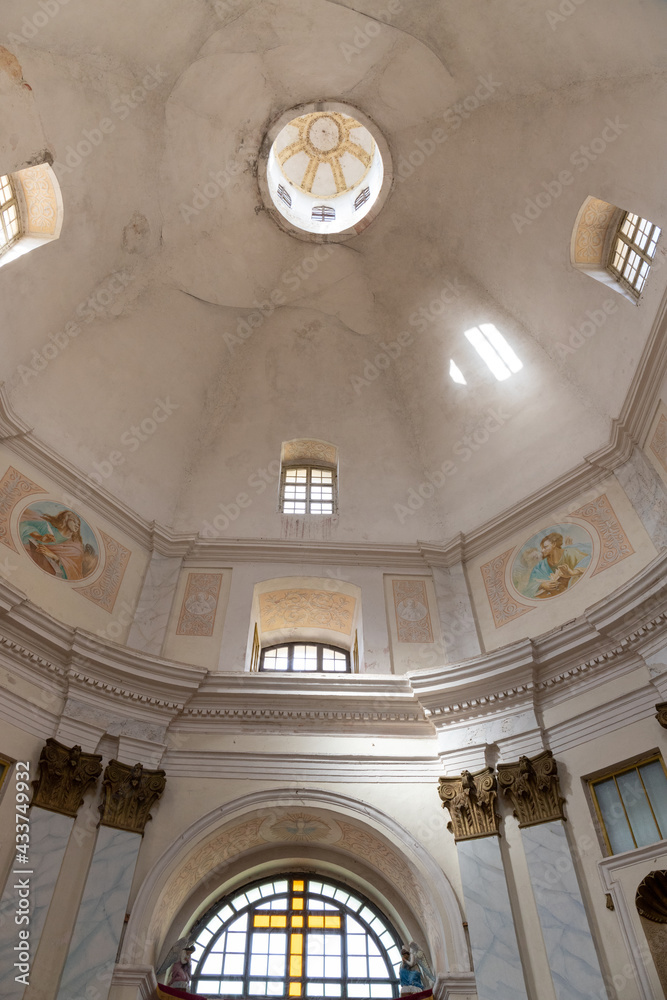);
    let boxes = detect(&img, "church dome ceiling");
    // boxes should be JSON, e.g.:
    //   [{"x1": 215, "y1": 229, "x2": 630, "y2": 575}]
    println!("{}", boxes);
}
[{"x1": 0, "y1": 0, "x2": 666, "y2": 543}]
